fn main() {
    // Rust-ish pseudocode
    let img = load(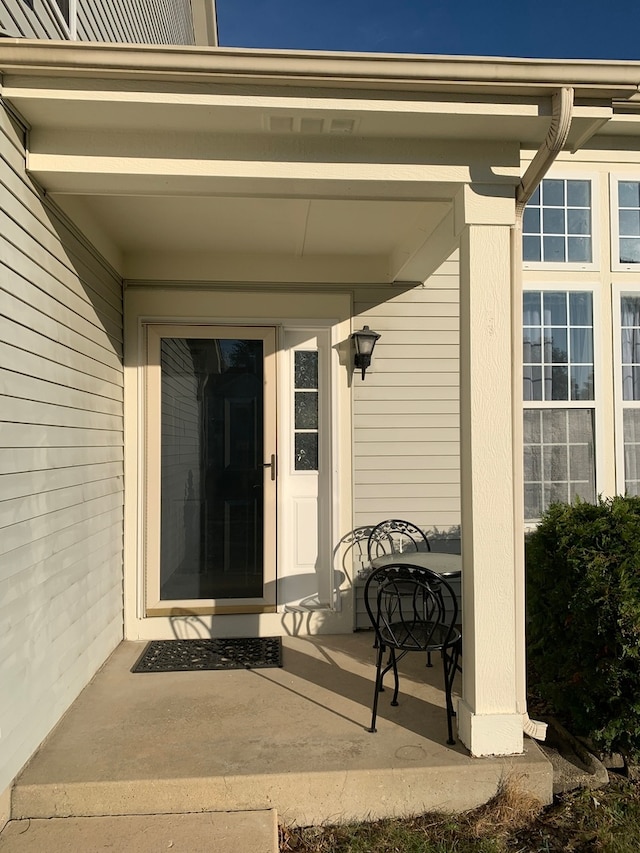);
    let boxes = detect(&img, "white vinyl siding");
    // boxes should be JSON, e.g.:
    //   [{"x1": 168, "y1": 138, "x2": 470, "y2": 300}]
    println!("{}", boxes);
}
[
  {"x1": 0, "y1": 104, "x2": 124, "y2": 795},
  {"x1": 352, "y1": 257, "x2": 460, "y2": 537},
  {"x1": 0, "y1": 0, "x2": 61, "y2": 38},
  {"x1": 0, "y1": 0, "x2": 195, "y2": 43},
  {"x1": 77, "y1": 0, "x2": 194, "y2": 44}
]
